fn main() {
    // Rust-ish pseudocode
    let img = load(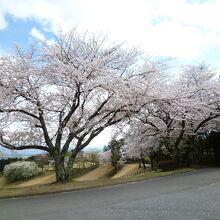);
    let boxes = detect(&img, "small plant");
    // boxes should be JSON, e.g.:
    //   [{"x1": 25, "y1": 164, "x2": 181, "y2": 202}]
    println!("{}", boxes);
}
[
  {"x1": 3, "y1": 161, "x2": 41, "y2": 181},
  {"x1": 157, "y1": 160, "x2": 177, "y2": 171}
]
